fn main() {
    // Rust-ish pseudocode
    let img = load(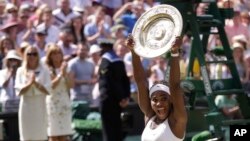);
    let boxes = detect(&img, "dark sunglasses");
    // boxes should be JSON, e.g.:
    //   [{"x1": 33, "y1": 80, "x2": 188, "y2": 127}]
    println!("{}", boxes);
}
[{"x1": 27, "y1": 52, "x2": 38, "y2": 56}]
